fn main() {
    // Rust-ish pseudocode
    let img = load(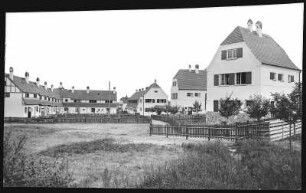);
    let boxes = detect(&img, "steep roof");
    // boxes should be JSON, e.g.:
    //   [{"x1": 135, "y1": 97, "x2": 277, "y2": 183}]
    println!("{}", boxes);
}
[
  {"x1": 221, "y1": 26, "x2": 300, "y2": 71},
  {"x1": 120, "y1": 96, "x2": 129, "y2": 103},
  {"x1": 173, "y1": 69, "x2": 207, "y2": 91},
  {"x1": 128, "y1": 82, "x2": 162, "y2": 100},
  {"x1": 58, "y1": 89, "x2": 117, "y2": 101},
  {"x1": 125, "y1": 102, "x2": 138, "y2": 109}
]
